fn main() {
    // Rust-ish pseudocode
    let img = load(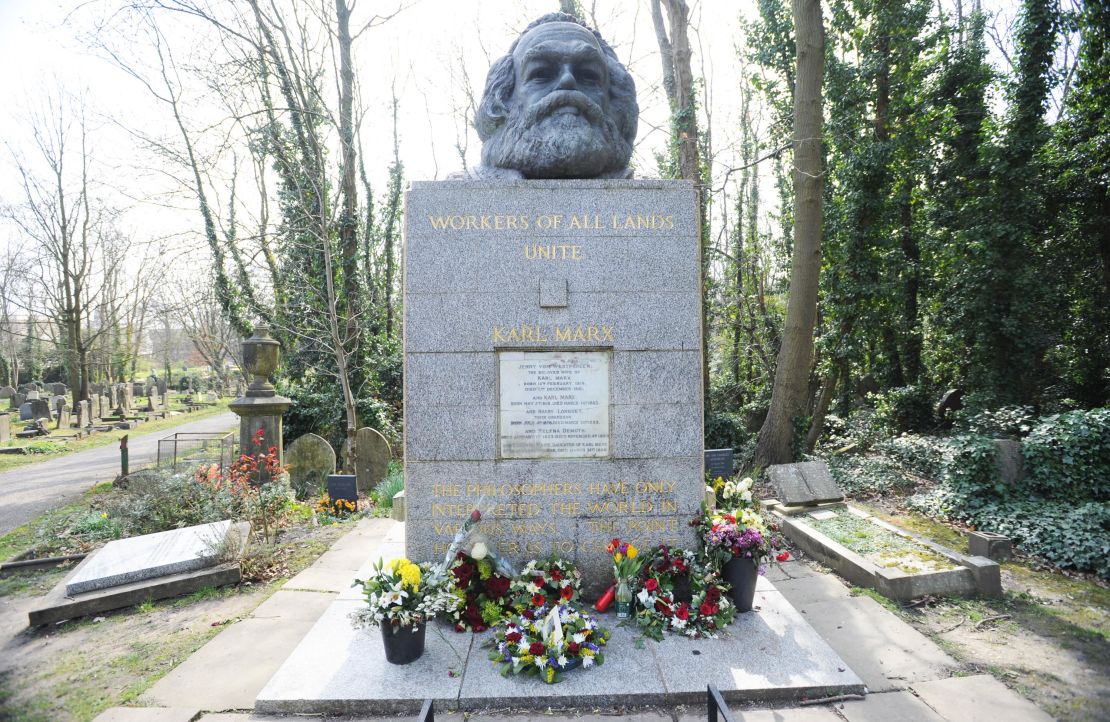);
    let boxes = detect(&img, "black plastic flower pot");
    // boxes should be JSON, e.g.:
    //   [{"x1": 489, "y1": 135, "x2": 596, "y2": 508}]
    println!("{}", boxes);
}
[
  {"x1": 380, "y1": 622, "x2": 426, "y2": 664},
  {"x1": 722, "y1": 556, "x2": 758, "y2": 613}
]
